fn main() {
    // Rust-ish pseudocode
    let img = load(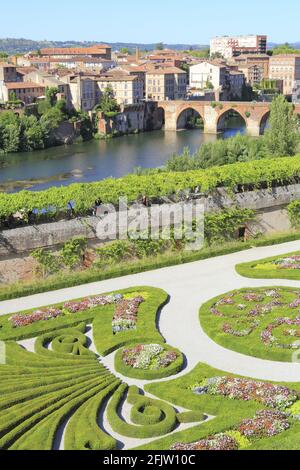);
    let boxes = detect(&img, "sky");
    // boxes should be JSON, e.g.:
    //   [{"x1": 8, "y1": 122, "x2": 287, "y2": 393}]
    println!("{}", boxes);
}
[{"x1": 1, "y1": 0, "x2": 300, "y2": 45}]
